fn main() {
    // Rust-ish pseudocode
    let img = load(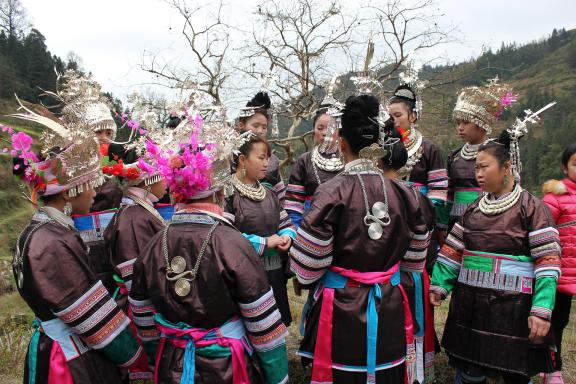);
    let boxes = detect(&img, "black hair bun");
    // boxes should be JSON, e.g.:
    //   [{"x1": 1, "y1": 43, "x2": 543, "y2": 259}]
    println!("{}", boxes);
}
[
  {"x1": 342, "y1": 95, "x2": 379, "y2": 128},
  {"x1": 497, "y1": 129, "x2": 512, "y2": 149},
  {"x1": 106, "y1": 143, "x2": 138, "y2": 164},
  {"x1": 383, "y1": 128, "x2": 408, "y2": 170},
  {"x1": 166, "y1": 116, "x2": 182, "y2": 129},
  {"x1": 247, "y1": 91, "x2": 271, "y2": 110}
]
